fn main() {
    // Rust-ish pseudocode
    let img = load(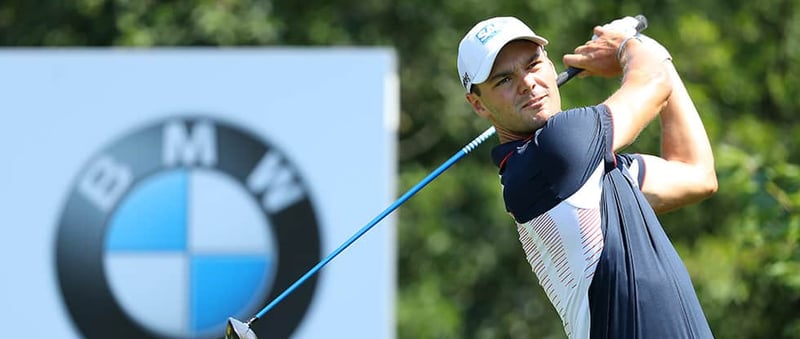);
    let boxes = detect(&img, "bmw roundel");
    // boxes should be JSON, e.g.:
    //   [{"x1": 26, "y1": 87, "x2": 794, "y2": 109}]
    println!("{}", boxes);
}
[{"x1": 55, "y1": 117, "x2": 322, "y2": 338}]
